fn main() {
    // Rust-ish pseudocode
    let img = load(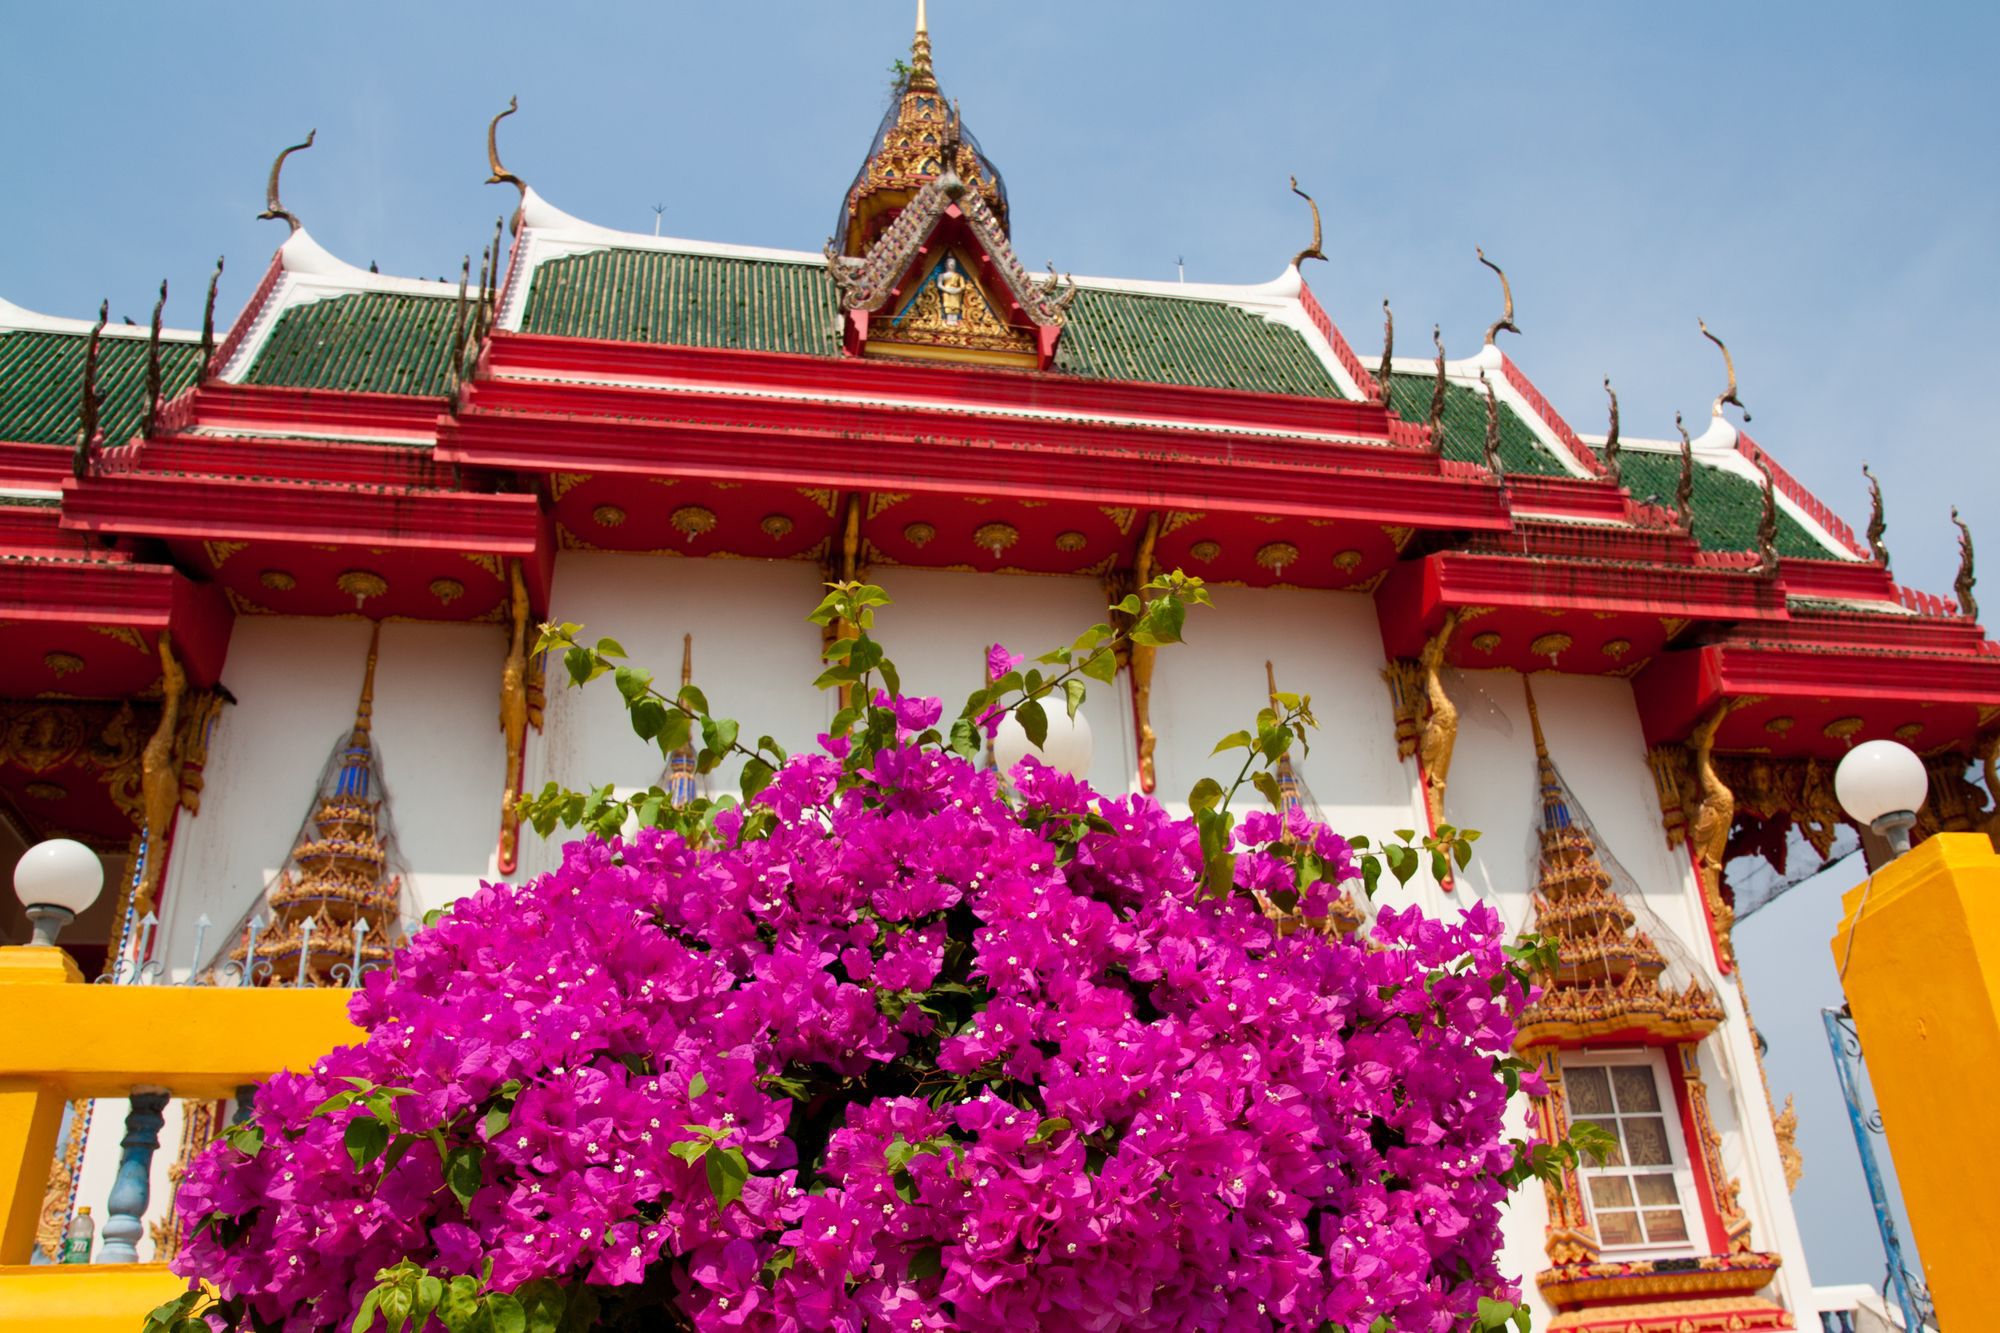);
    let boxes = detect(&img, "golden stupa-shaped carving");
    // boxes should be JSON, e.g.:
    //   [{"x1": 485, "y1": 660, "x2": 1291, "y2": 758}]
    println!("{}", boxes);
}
[
  {"x1": 1260, "y1": 661, "x2": 1364, "y2": 938},
  {"x1": 1515, "y1": 678, "x2": 1722, "y2": 1047},
  {"x1": 232, "y1": 624, "x2": 404, "y2": 986}
]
